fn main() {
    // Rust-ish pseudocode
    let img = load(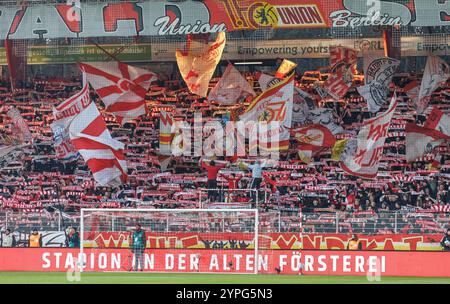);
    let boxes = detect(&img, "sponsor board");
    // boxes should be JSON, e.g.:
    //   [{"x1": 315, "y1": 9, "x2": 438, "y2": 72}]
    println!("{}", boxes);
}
[
  {"x1": 0, "y1": 44, "x2": 151, "y2": 65},
  {"x1": 151, "y1": 37, "x2": 449, "y2": 62},
  {"x1": 0, "y1": 37, "x2": 446, "y2": 65},
  {"x1": 0, "y1": 1, "x2": 448, "y2": 40},
  {"x1": 0, "y1": 248, "x2": 448, "y2": 276}
]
